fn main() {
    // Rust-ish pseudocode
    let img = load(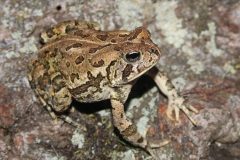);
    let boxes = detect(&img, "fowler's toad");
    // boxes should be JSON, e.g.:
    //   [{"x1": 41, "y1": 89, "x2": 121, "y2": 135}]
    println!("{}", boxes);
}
[{"x1": 28, "y1": 20, "x2": 198, "y2": 149}]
